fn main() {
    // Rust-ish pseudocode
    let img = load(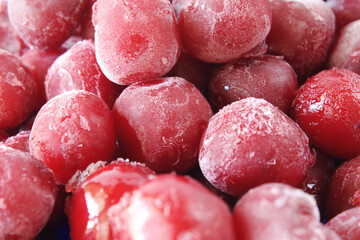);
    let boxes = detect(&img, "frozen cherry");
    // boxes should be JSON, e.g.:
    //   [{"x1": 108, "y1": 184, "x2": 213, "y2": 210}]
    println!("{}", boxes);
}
[
  {"x1": 173, "y1": 0, "x2": 272, "y2": 63},
  {"x1": 0, "y1": 49, "x2": 37, "y2": 130},
  {"x1": 21, "y1": 47, "x2": 65, "y2": 110},
  {"x1": 266, "y1": 0, "x2": 335, "y2": 79},
  {"x1": 93, "y1": 0, "x2": 181, "y2": 85},
  {"x1": 45, "y1": 40, "x2": 122, "y2": 108},
  {"x1": 326, "y1": 155, "x2": 360, "y2": 219},
  {"x1": 326, "y1": 207, "x2": 360, "y2": 240},
  {"x1": 78, "y1": 0, "x2": 96, "y2": 40},
  {"x1": 0, "y1": 145, "x2": 57, "y2": 239},
  {"x1": 291, "y1": 68, "x2": 360, "y2": 160},
  {"x1": 199, "y1": 97, "x2": 315, "y2": 197},
  {"x1": 327, "y1": 20, "x2": 360, "y2": 75},
  {"x1": 0, "y1": 0, "x2": 25, "y2": 55},
  {"x1": 208, "y1": 55, "x2": 298, "y2": 113},
  {"x1": 29, "y1": 90, "x2": 116, "y2": 184},
  {"x1": 107, "y1": 174, "x2": 236, "y2": 240},
  {"x1": 3, "y1": 130, "x2": 30, "y2": 153},
  {"x1": 166, "y1": 51, "x2": 215, "y2": 95},
  {"x1": 301, "y1": 150, "x2": 336, "y2": 215},
  {"x1": 67, "y1": 159, "x2": 155, "y2": 240},
  {"x1": 327, "y1": 0, "x2": 360, "y2": 29},
  {"x1": 7, "y1": 0, "x2": 87, "y2": 49},
  {"x1": 113, "y1": 77, "x2": 213, "y2": 173},
  {"x1": 233, "y1": 183, "x2": 341, "y2": 240}
]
